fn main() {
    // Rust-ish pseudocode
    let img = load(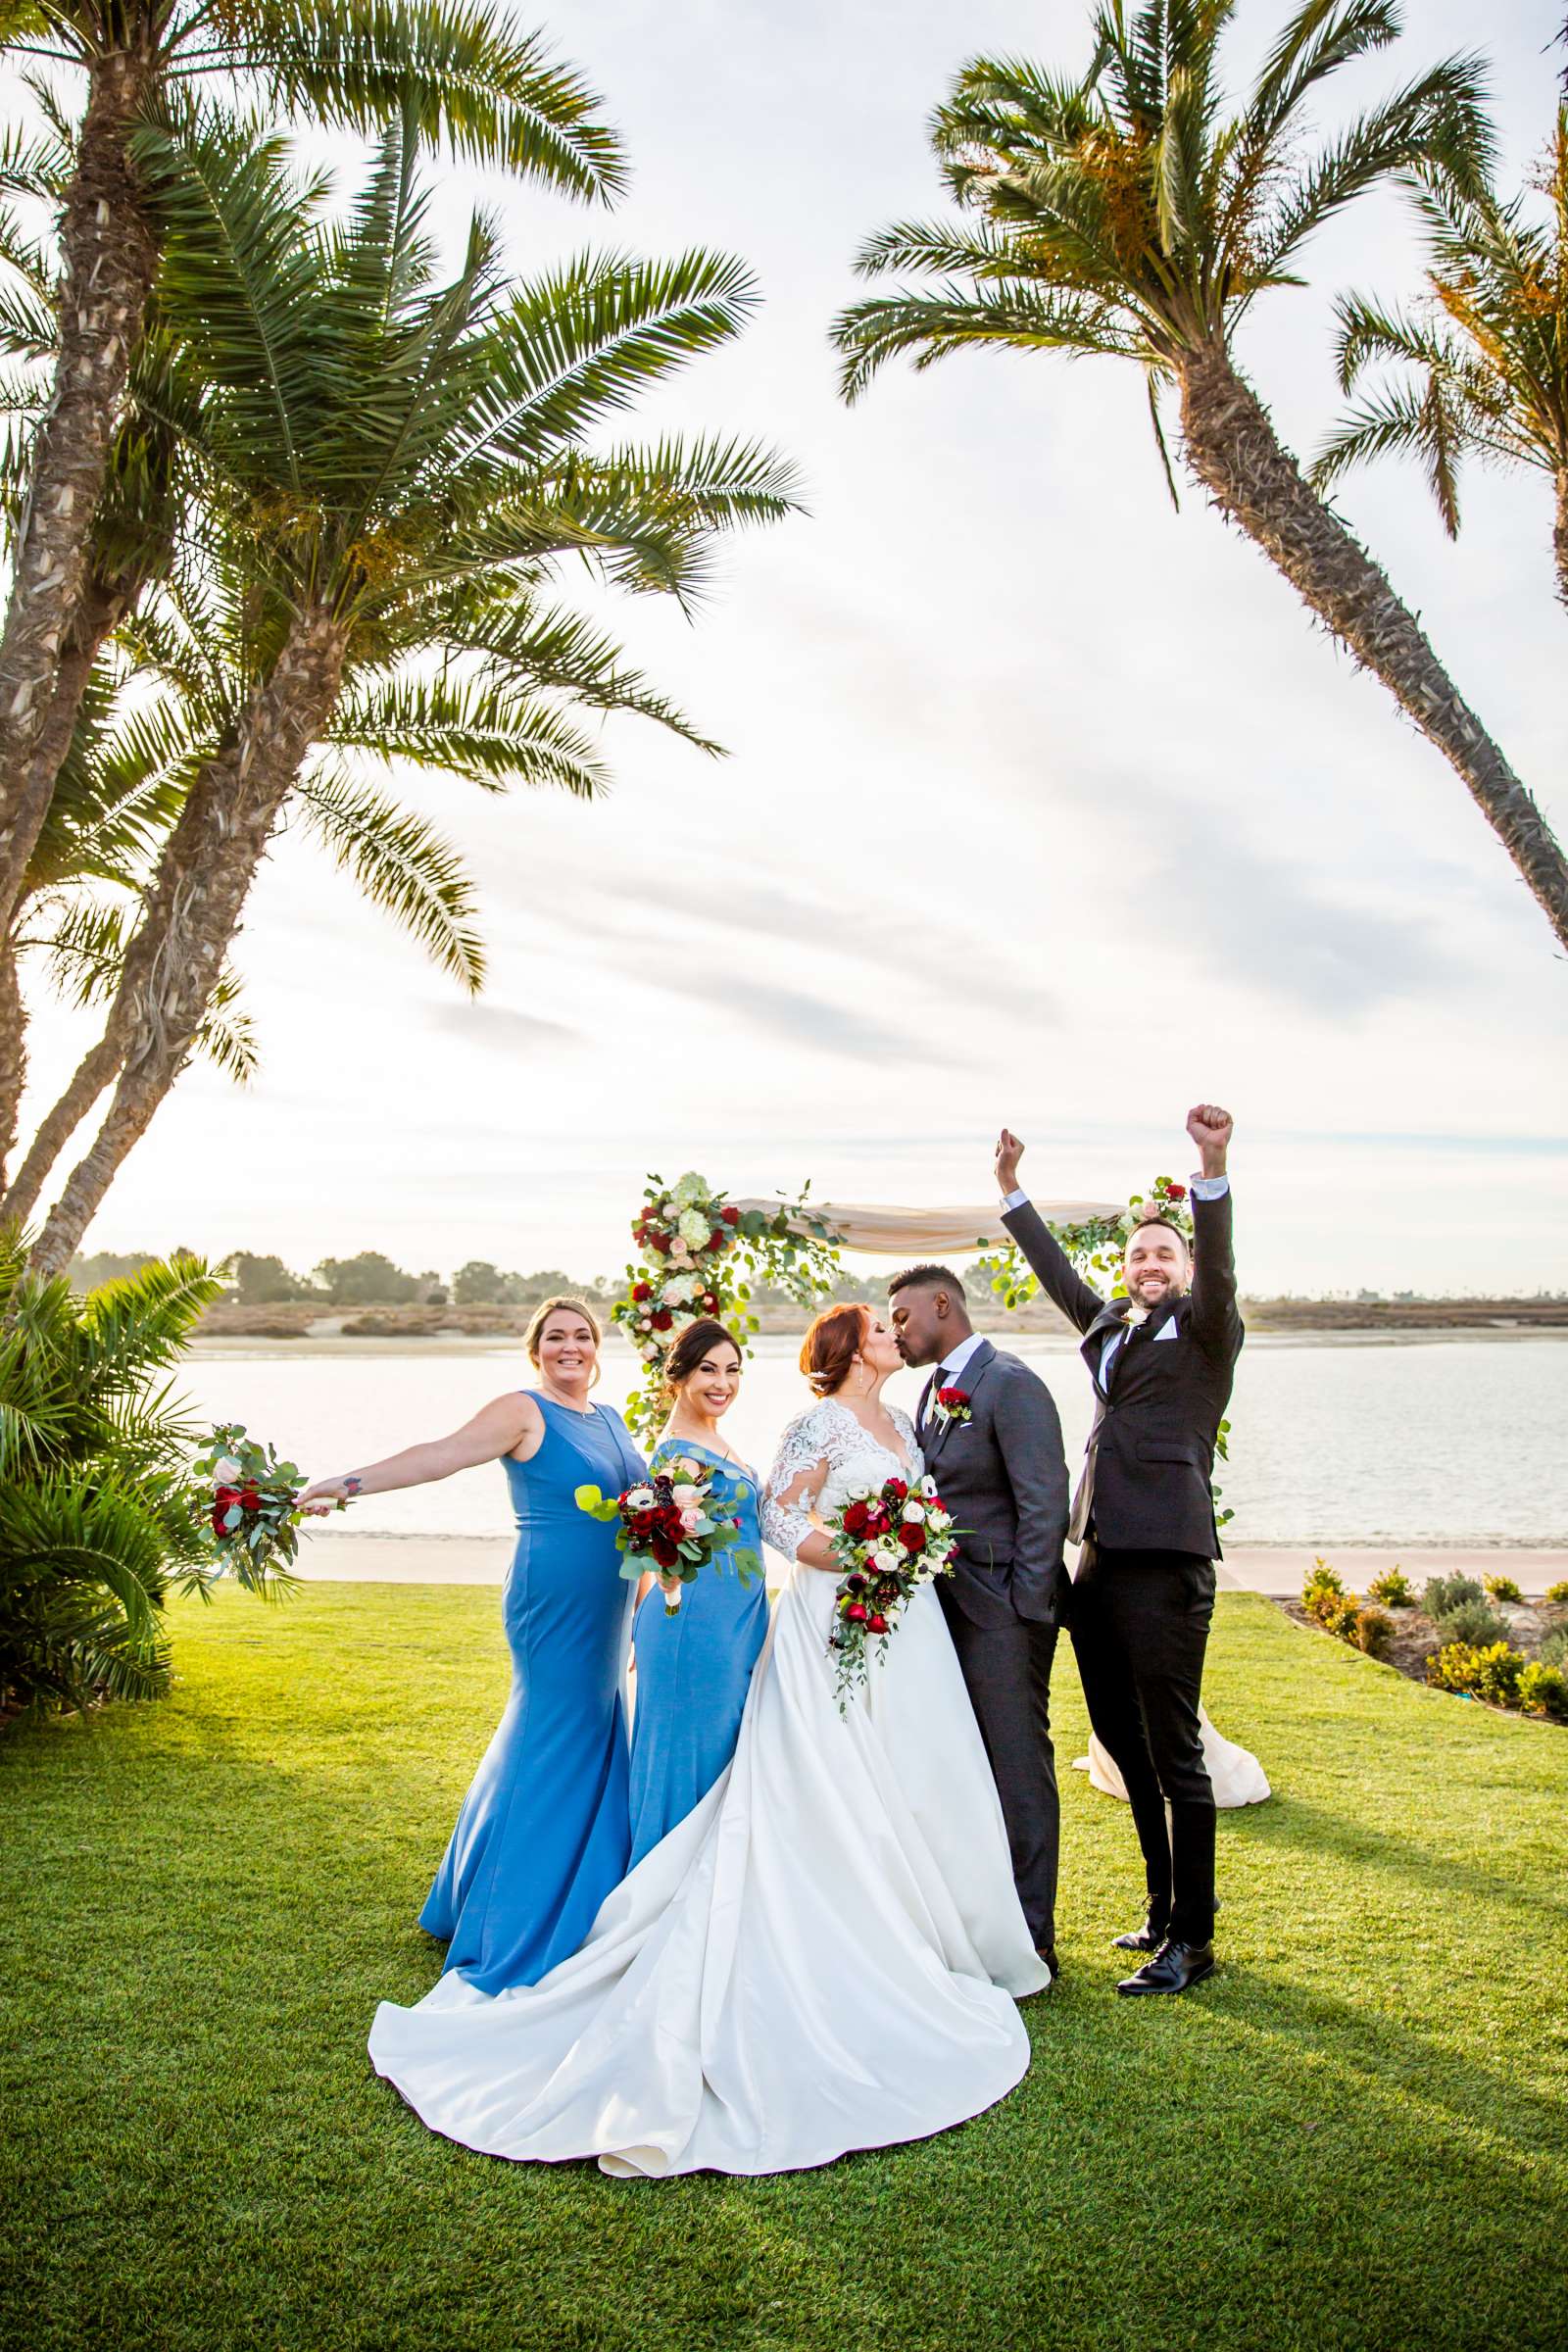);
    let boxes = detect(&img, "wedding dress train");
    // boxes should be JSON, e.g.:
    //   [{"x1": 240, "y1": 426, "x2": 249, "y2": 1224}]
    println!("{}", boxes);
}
[{"x1": 368, "y1": 1401, "x2": 1048, "y2": 2177}]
